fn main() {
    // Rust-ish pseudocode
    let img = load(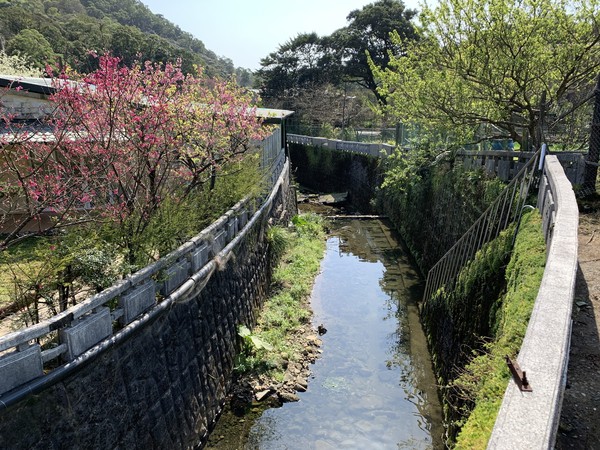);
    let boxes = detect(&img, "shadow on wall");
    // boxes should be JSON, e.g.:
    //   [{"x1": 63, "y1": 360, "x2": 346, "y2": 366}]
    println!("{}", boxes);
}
[{"x1": 289, "y1": 143, "x2": 381, "y2": 213}]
